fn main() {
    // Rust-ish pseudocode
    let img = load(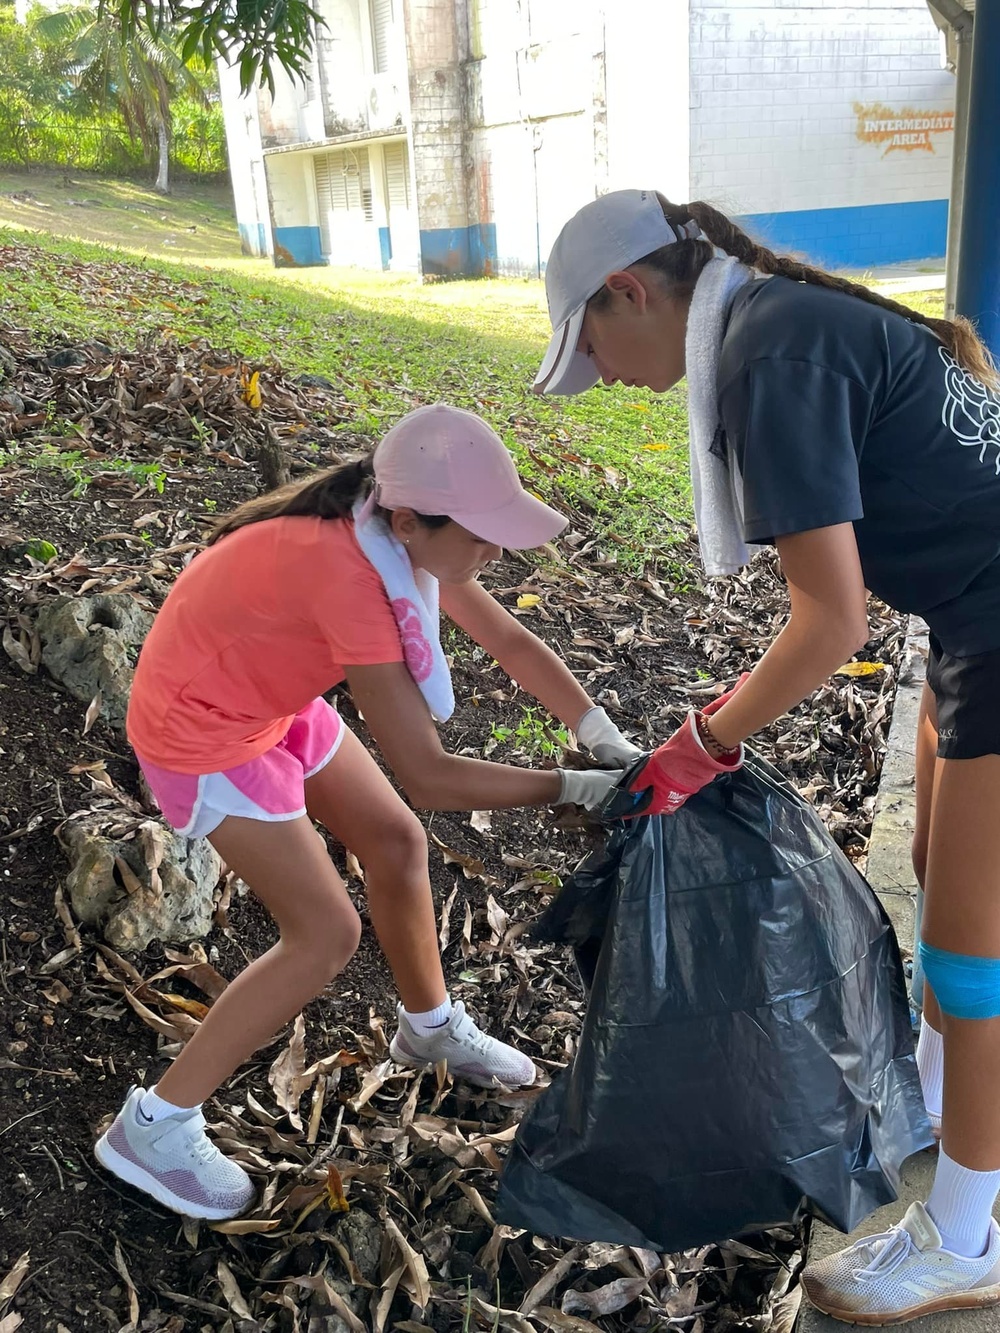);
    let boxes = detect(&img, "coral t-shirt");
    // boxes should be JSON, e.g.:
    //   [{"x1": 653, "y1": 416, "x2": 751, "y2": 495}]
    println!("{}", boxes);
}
[{"x1": 127, "y1": 516, "x2": 404, "y2": 773}]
